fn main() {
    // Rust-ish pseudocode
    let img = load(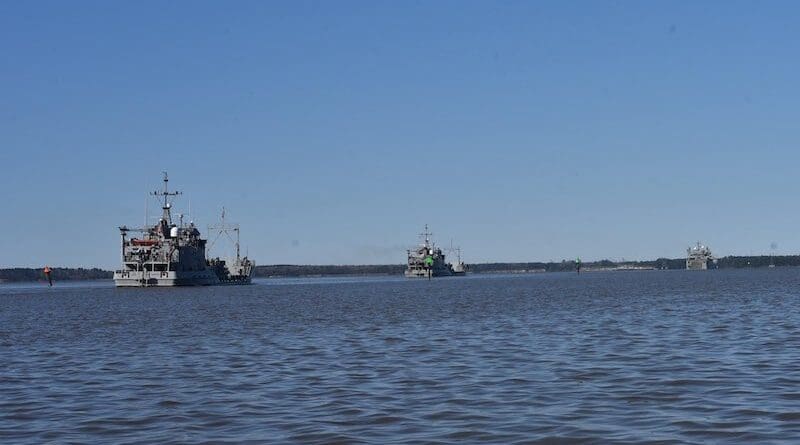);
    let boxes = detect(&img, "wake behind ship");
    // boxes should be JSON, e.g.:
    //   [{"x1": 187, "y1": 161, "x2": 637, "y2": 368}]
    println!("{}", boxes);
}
[{"x1": 113, "y1": 173, "x2": 255, "y2": 287}]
